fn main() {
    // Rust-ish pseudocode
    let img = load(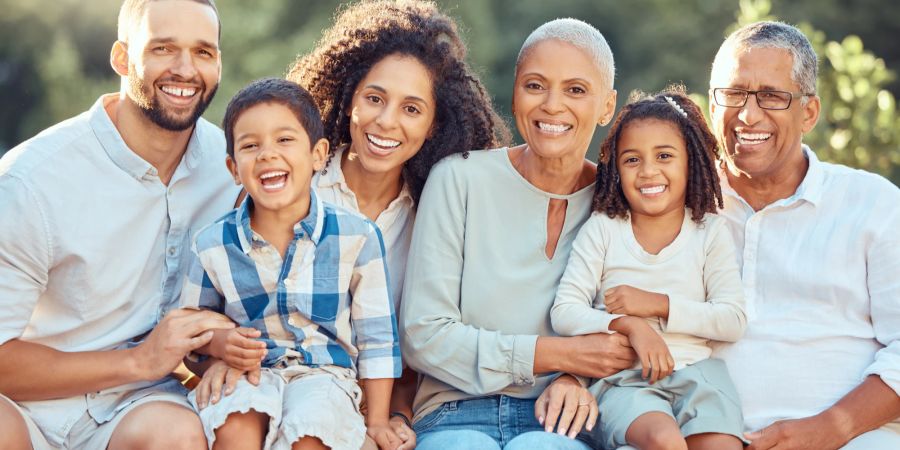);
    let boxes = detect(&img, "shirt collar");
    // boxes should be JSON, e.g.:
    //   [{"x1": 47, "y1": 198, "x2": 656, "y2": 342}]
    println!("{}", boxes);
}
[
  {"x1": 234, "y1": 188, "x2": 326, "y2": 255},
  {"x1": 719, "y1": 144, "x2": 824, "y2": 209},
  {"x1": 92, "y1": 94, "x2": 205, "y2": 181},
  {"x1": 315, "y1": 144, "x2": 414, "y2": 206},
  {"x1": 92, "y1": 95, "x2": 154, "y2": 180}
]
